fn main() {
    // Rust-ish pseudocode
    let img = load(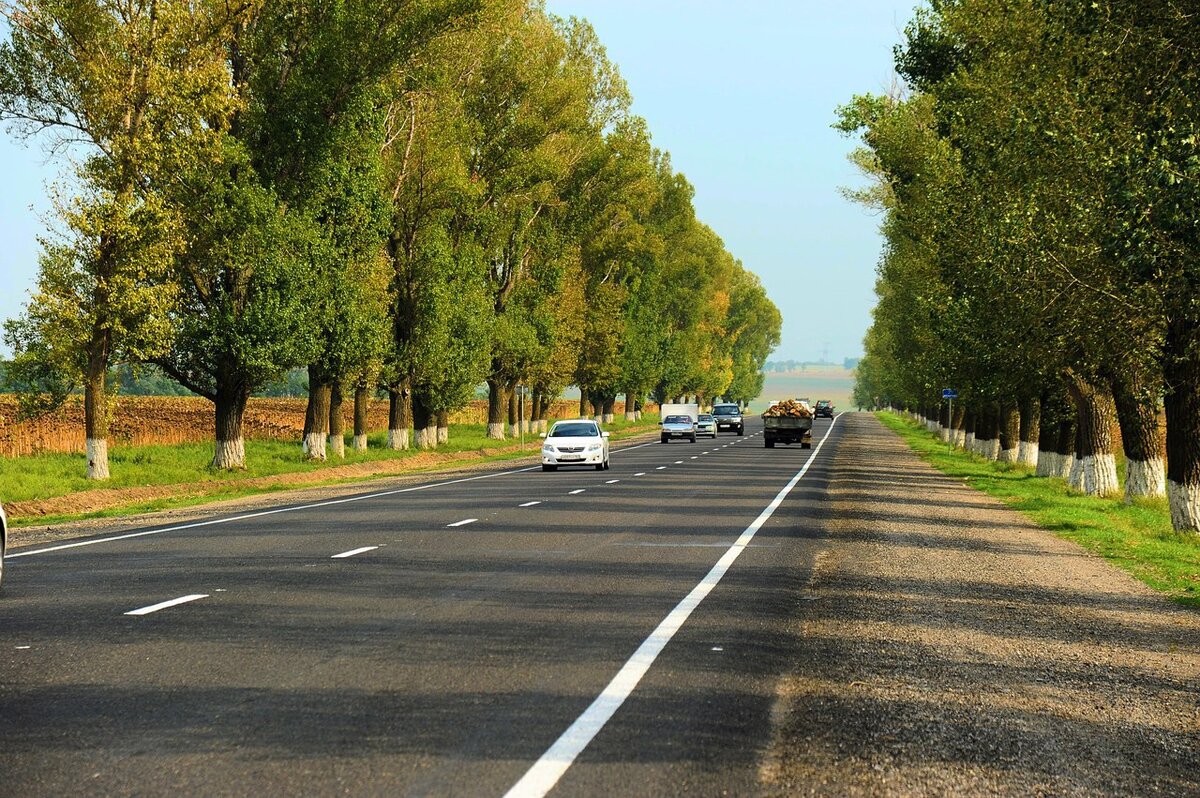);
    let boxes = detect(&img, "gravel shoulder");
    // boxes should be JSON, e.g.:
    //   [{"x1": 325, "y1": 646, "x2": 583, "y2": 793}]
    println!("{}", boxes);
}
[{"x1": 763, "y1": 413, "x2": 1200, "y2": 796}]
